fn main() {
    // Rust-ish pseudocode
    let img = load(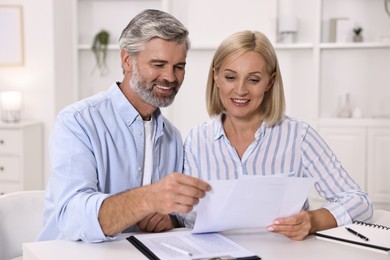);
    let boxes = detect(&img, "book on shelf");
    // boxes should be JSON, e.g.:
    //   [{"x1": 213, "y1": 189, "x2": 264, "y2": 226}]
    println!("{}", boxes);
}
[{"x1": 314, "y1": 220, "x2": 390, "y2": 255}]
